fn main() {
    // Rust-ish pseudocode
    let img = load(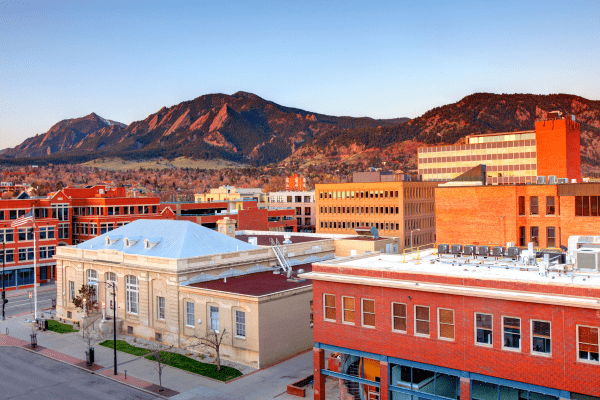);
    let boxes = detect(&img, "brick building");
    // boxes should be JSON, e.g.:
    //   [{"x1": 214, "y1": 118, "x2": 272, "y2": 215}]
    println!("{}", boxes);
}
[
  {"x1": 315, "y1": 181, "x2": 438, "y2": 250},
  {"x1": 418, "y1": 115, "x2": 581, "y2": 185},
  {"x1": 302, "y1": 249, "x2": 600, "y2": 400},
  {"x1": 286, "y1": 174, "x2": 307, "y2": 191},
  {"x1": 436, "y1": 182, "x2": 600, "y2": 249},
  {"x1": 268, "y1": 191, "x2": 316, "y2": 232}
]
